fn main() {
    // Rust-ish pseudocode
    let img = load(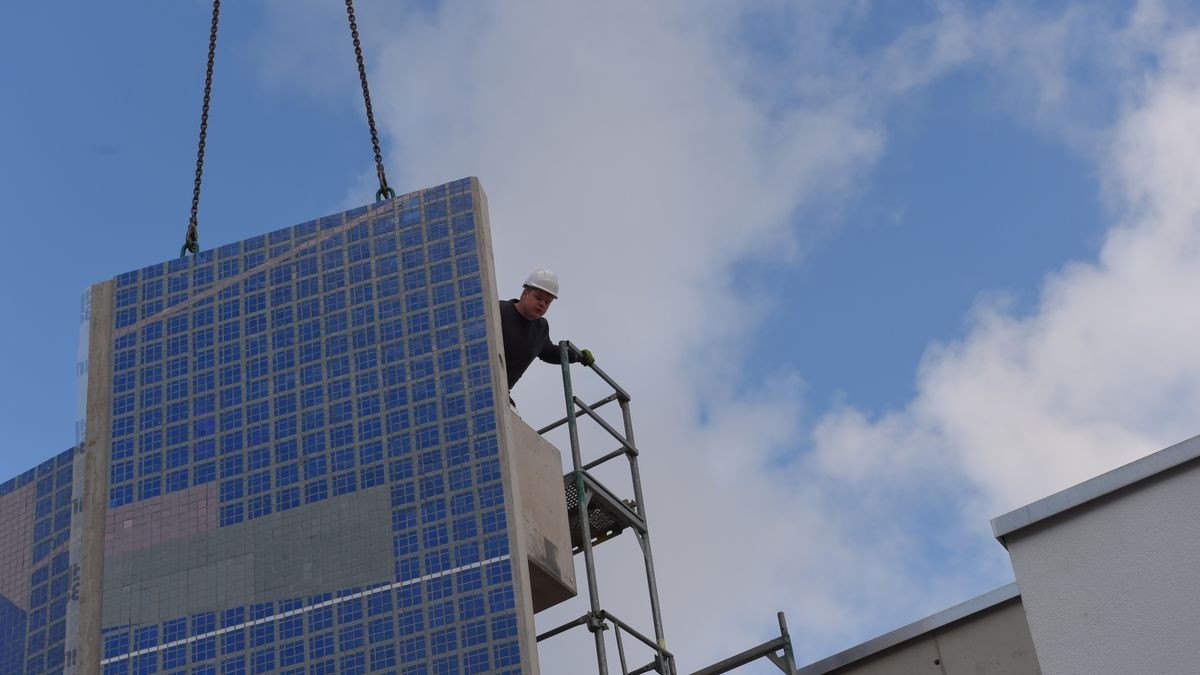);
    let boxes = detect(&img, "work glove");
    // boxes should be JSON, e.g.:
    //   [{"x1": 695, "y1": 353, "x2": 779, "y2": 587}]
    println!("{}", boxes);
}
[{"x1": 580, "y1": 349, "x2": 596, "y2": 367}]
